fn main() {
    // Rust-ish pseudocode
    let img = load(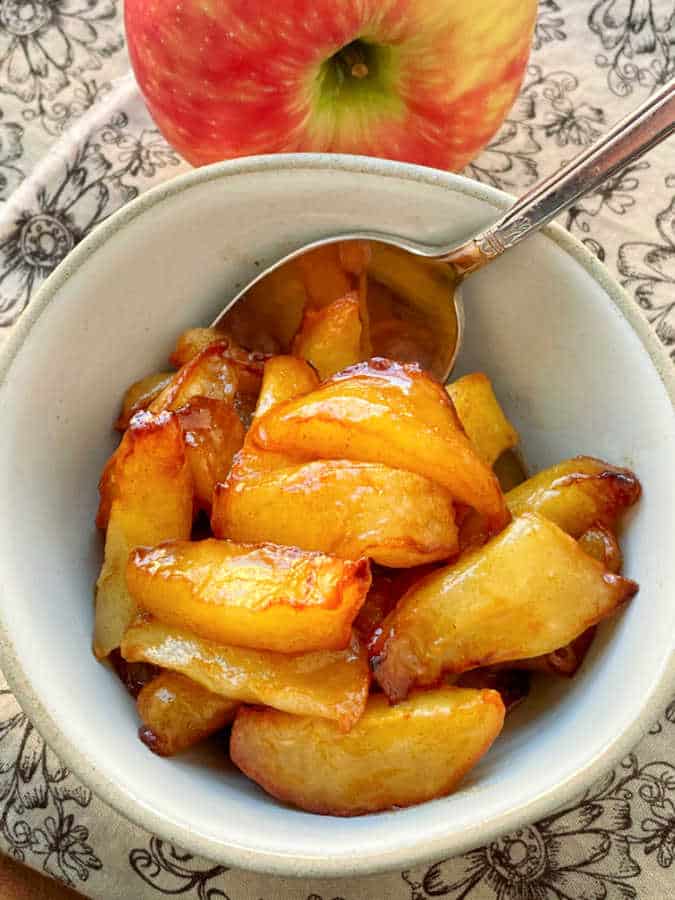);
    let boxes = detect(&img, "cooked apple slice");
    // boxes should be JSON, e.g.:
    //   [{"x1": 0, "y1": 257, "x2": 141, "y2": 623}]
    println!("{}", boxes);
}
[
  {"x1": 447, "y1": 373, "x2": 519, "y2": 466},
  {"x1": 127, "y1": 539, "x2": 371, "y2": 653},
  {"x1": 213, "y1": 459, "x2": 458, "y2": 568},
  {"x1": 115, "y1": 371, "x2": 174, "y2": 431},
  {"x1": 169, "y1": 327, "x2": 227, "y2": 367},
  {"x1": 506, "y1": 456, "x2": 641, "y2": 537},
  {"x1": 94, "y1": 412, "x2": 193, "y2": 658},
  {"x1": 137, "y1": 671, "x2": 238, "y2": 757},
  {"x1": 253, "y1": 355, "x2": 319, "y2": 419},
  {"x1": 292, "y1": 293, "x2": 366, "y2": 380},
  {"x1": 176, "y1": 398, "x2": 244, "y2": 513},
  {"x1": 460, "y1": 455, "x2": 641, "y2": 550},
  {"x1": 517, "y1": 522, "x2": 622, "y2": 679},
  {"x1": 373, "y1": 513, "x2": 638, "y2": 701},
  {"x1": 296, "y1": 244, "x2": 353, "y2": 307},
  {"x1": 150, "y1": 340, "x2": 264, "y2": 414},
  {"x1": 230, "y1": 686, "x2": 504, "y2": 816},
  {"x1": 249, "y1": 359, "x2": 508, "y2": 532},
  {"x1": 122, "y1": 619, "x2": 369, "y2": 731},
  {"x1": 169, "y1": 327, "x2": 264, "y2": 369}
]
